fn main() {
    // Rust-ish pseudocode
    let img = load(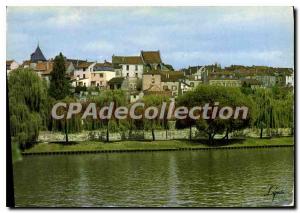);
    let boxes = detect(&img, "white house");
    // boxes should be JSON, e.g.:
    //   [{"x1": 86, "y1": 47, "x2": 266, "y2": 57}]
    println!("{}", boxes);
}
[
  {"x1": 286, "y1": 70, "x2": 294, "y2": 87},
  {"x1": 73, "y1": 61, "x2": 96, "y2": 87},
  {"x1": 6, "y1": 60, "x2": 19, "y2": 74},
  {"x1": 112, "y1": 55, "x2": 144, "y2": 78}
]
